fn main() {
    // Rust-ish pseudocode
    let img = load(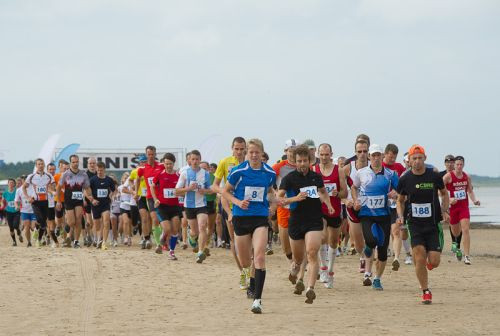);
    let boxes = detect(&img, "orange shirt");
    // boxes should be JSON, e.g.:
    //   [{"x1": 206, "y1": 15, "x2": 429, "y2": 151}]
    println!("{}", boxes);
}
[{"x1": 54, "y1": 173, "x2": 64, "y2": 202}]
